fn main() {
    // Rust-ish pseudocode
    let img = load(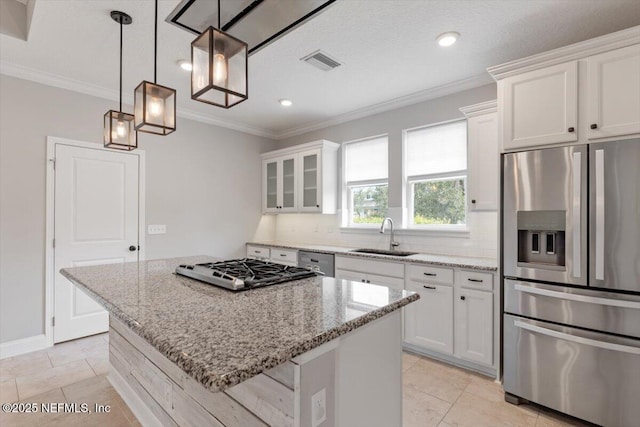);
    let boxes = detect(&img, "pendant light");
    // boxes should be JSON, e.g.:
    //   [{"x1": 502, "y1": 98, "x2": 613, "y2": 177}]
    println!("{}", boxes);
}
[
  {"x1": 134, "y1": 0, "x2": 177, "y2": 135},
  {"x1": 104, "y1": 11, "x2": 137, "y2": 151},
  {"x1": 191, "y1": 0, "x2": 248, "y2": 108}
]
